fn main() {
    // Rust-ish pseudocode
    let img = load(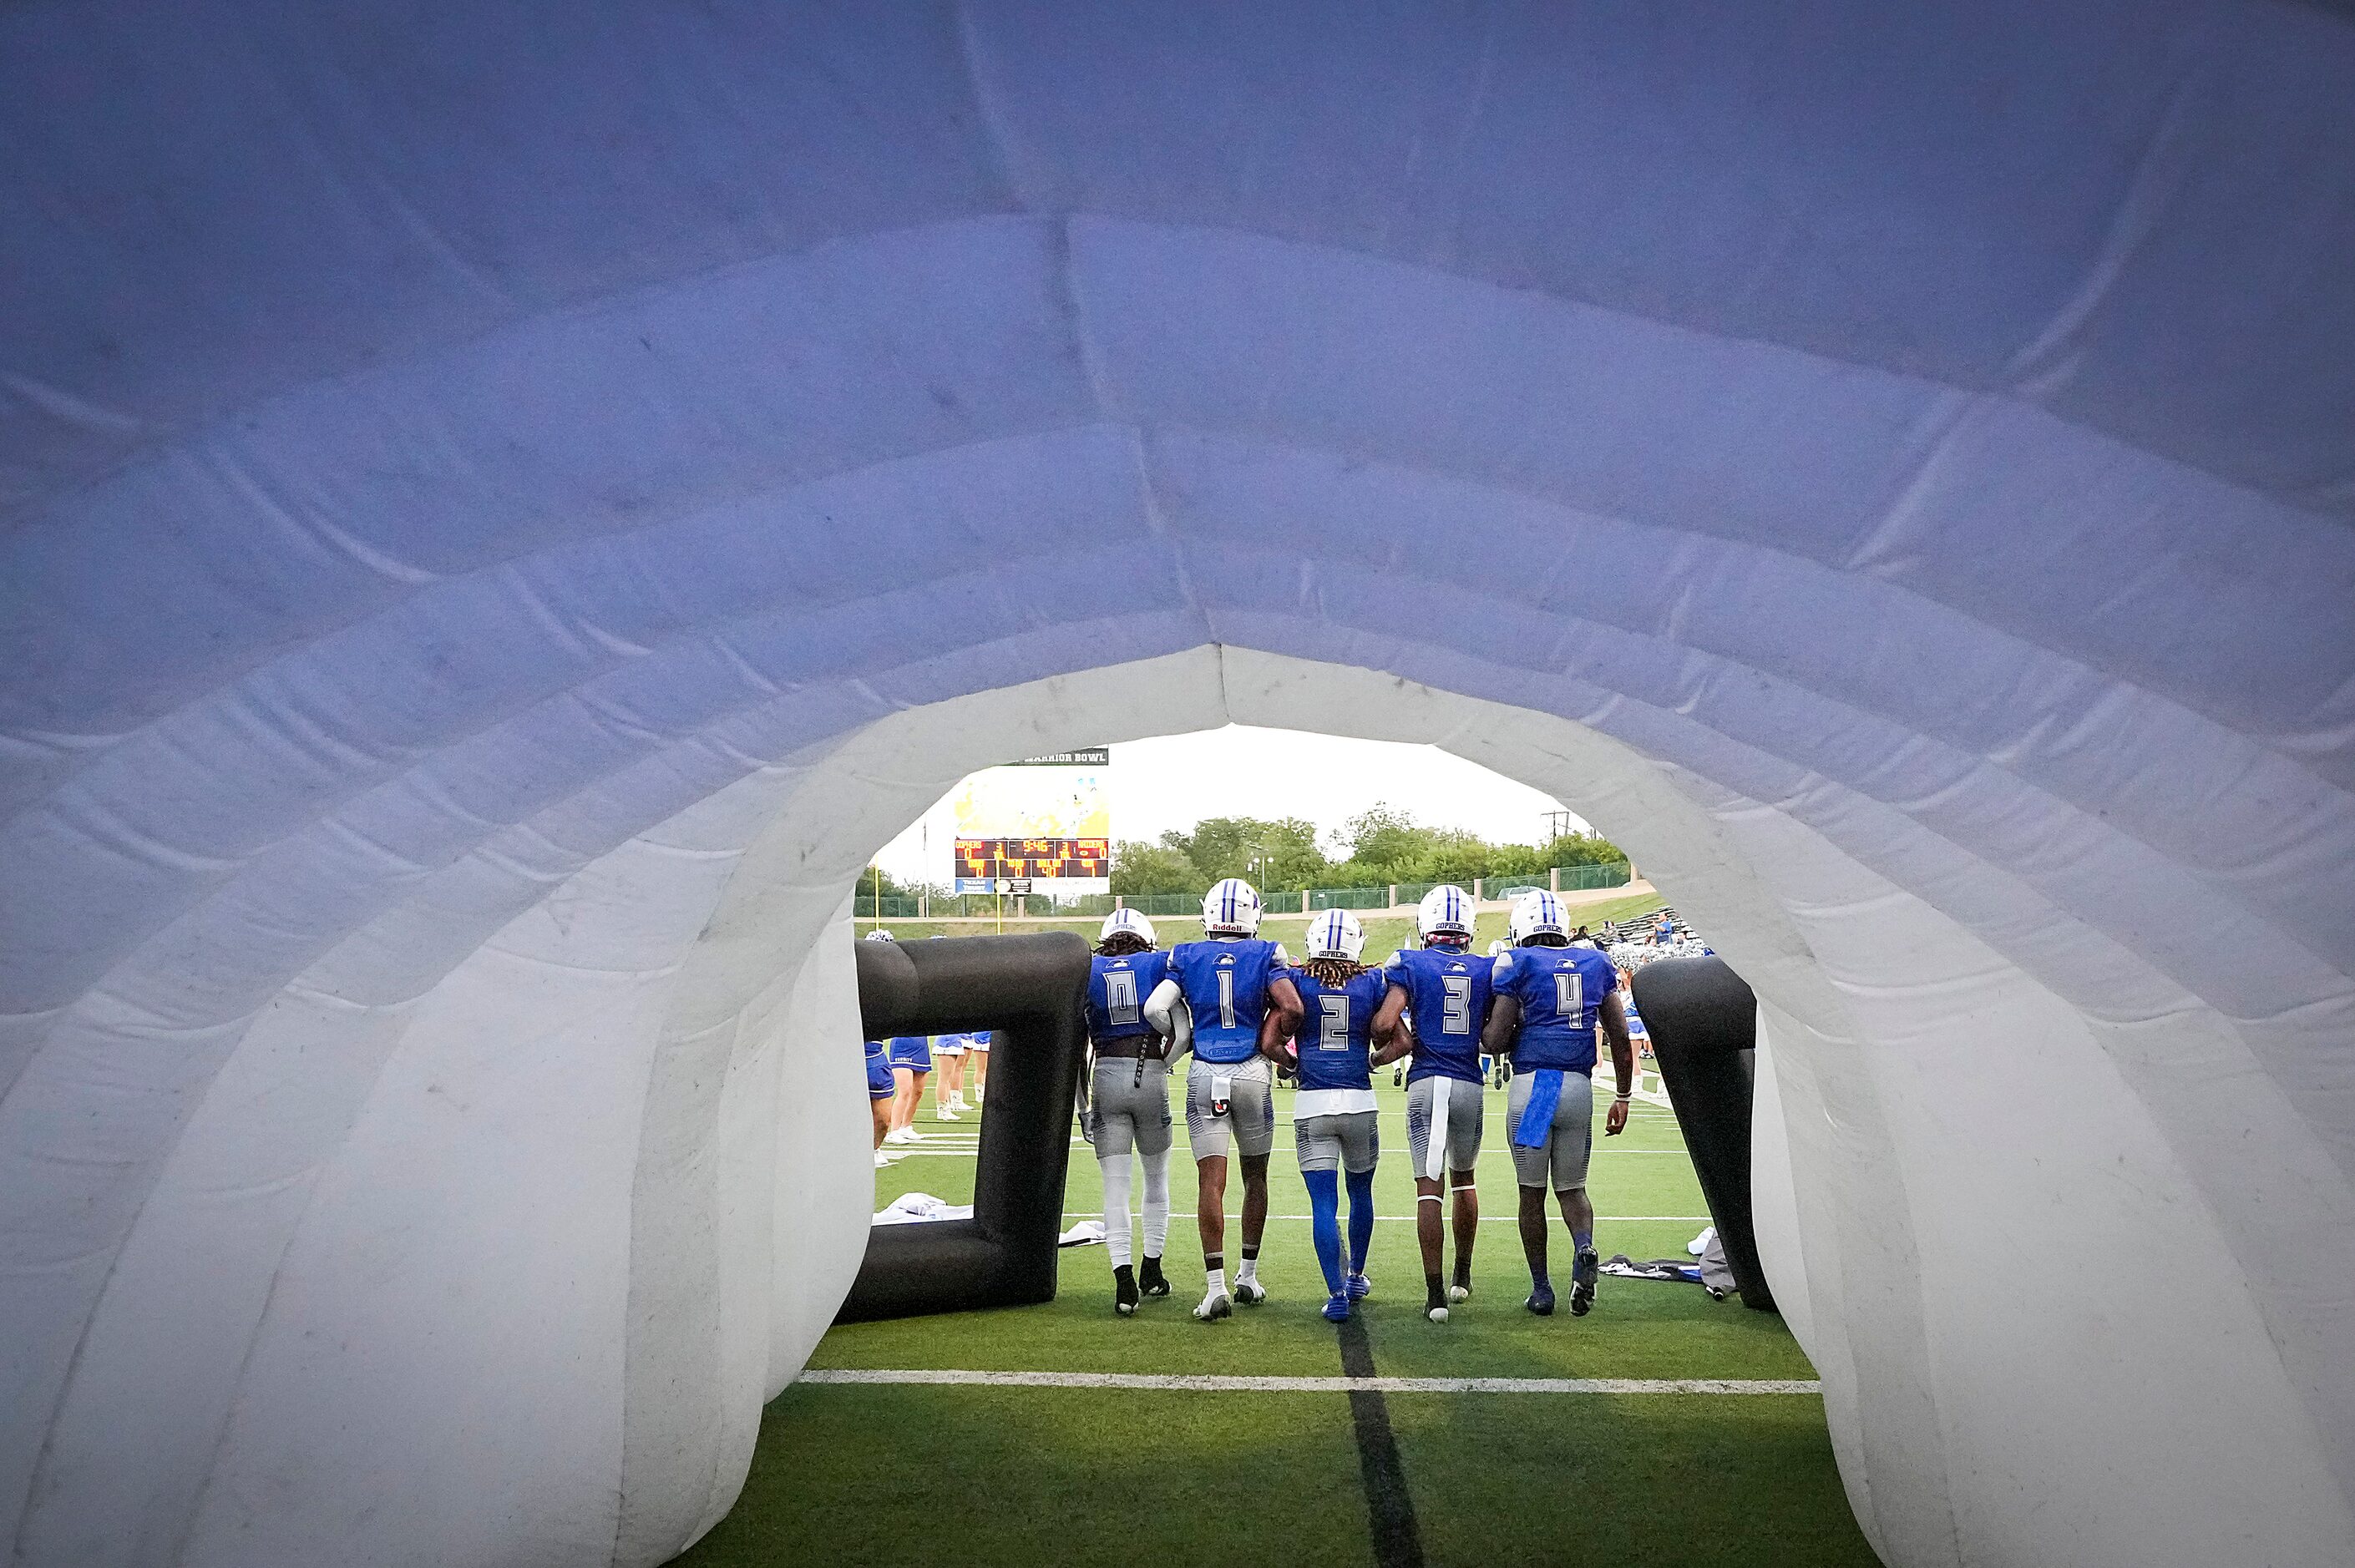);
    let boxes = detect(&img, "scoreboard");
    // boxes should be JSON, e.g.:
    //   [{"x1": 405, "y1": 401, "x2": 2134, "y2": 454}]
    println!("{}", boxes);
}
[
  {"x1": 955, "y1": 837, "x2": 1110, "y2": 886},
  {"x1": 950, "y1": 749, "x2": 1112, "y2": 894}
]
